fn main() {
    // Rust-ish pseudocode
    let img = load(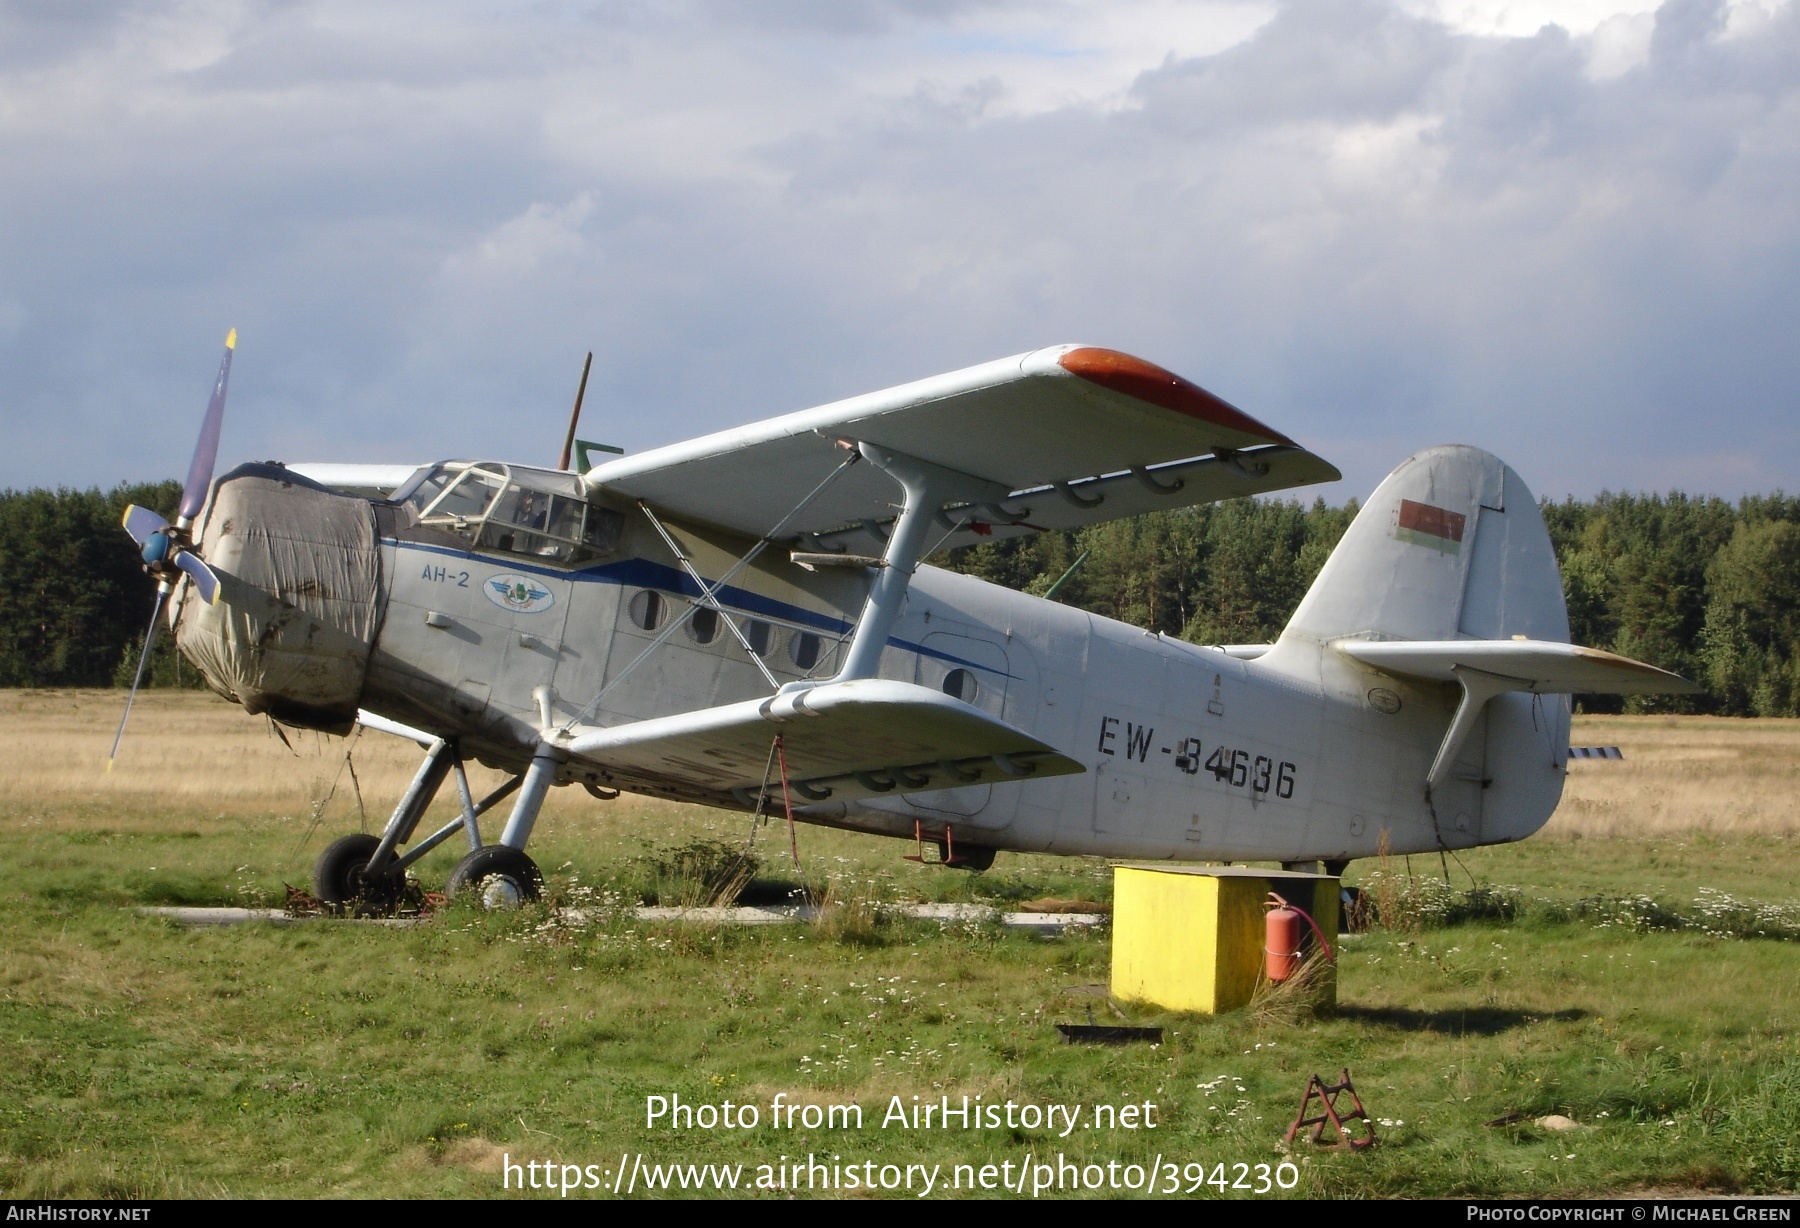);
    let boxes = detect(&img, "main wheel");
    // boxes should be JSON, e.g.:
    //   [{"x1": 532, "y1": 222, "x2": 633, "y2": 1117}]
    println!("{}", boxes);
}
[
  {"x1": 445, "y1": 845, "x2": 542, "y2": 909},
  {"x1": 313, "y1": 833, "x2": 403, "y2": 916}
]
